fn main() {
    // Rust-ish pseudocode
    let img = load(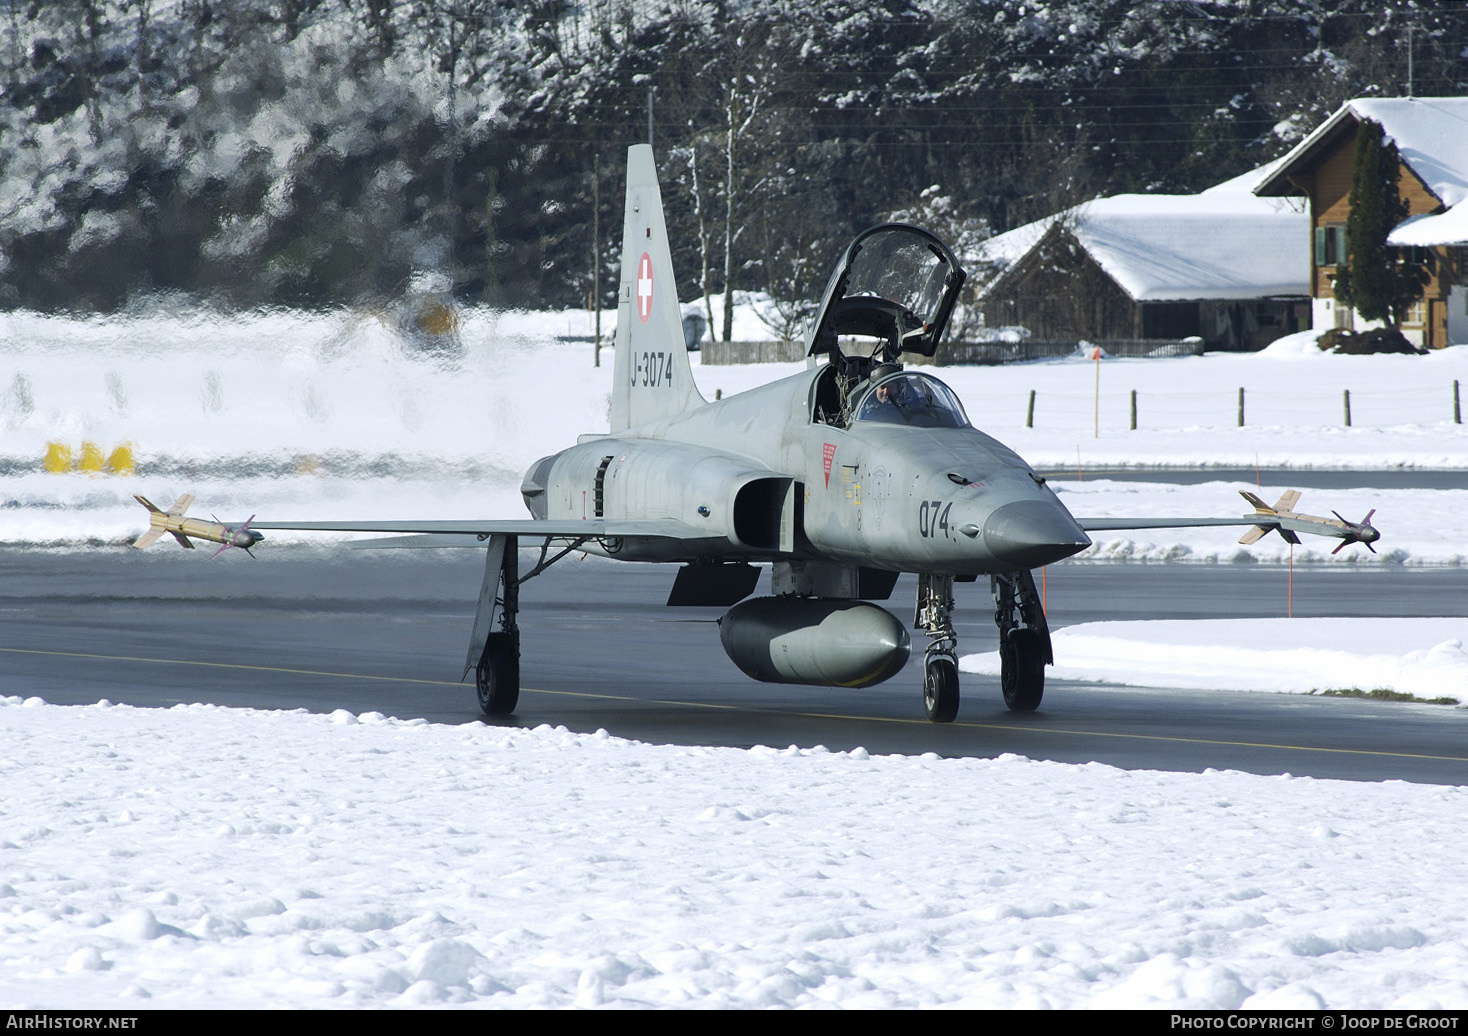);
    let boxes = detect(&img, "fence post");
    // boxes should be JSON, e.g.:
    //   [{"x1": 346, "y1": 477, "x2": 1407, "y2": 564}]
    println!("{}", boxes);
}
[
  {"x1": 1026, "y1": 389, "x2": 1035, "y2": 429},
  {"x1": 1343, "y1": 389, "x2": 1351, "y2": 427},
  {"x1": 1130, "y1": 389, "x2": 1137, "y2": 430},
  {"x1": 1237, "y1": 387, "x2": 1245, "y2": 427},
  {"x1": 1455, "y1": 380, "x2": 1461, "y2": 425}
]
